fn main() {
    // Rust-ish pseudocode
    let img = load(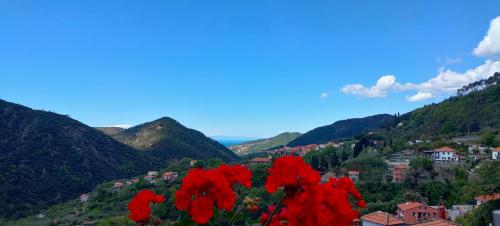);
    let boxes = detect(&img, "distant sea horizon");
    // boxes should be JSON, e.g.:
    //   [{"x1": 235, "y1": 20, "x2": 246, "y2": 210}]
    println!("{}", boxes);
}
[{"x1": 217, "y1": 139, "x2": 252, "y2": 147}]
